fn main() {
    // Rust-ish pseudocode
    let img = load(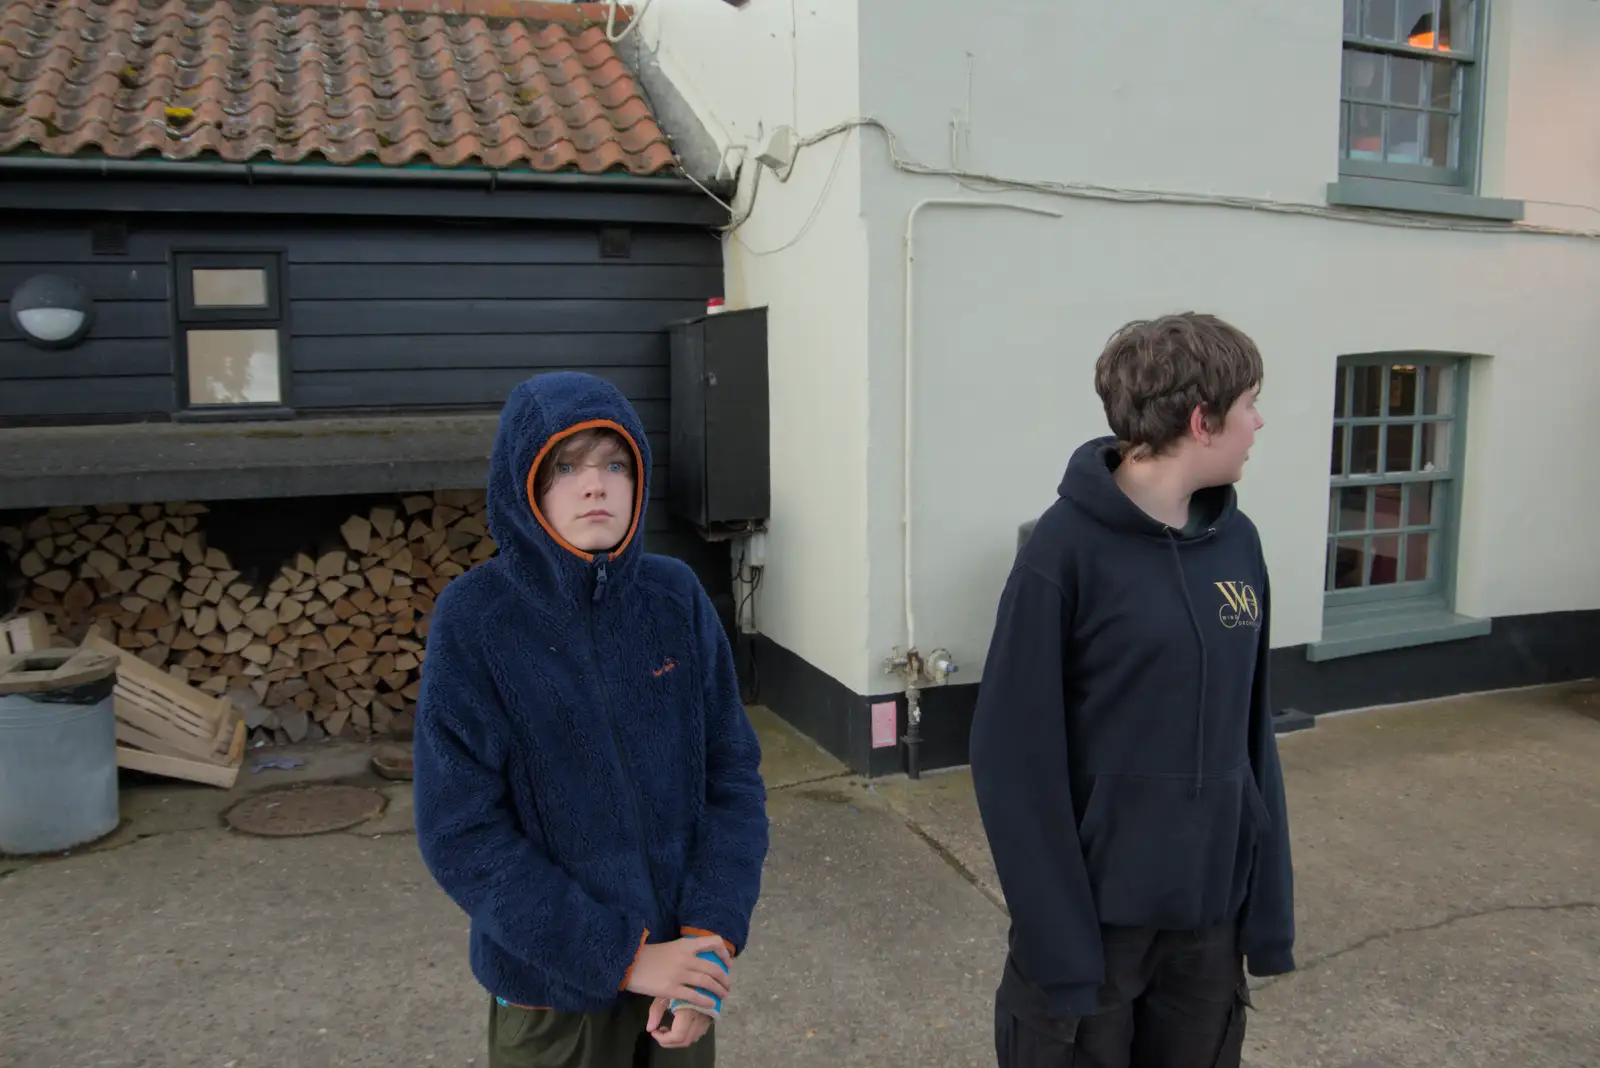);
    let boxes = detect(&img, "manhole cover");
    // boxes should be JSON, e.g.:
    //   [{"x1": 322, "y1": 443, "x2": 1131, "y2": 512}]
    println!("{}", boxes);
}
[{"x1": 225, "y1": 784, "x2": 385, "y2": 837}]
